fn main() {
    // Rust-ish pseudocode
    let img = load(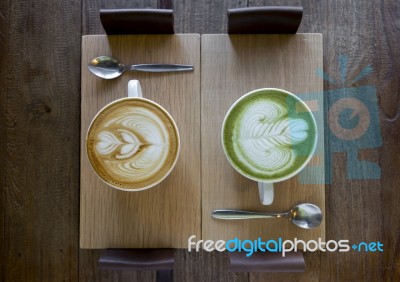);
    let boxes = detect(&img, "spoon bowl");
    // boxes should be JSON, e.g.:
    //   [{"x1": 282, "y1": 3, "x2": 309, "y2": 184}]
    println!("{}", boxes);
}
[
  {"x1": 88, "y1": 56, "x2": 126, "y2": 79},
  {"x1": 211, "y1": 203, "x2": 323, "y2": 229},
  {"x1": 88, "y1": 56, "x2": 194, "y2": 79},
  {"x1": 287, "y1": 203, "x2": 323, "y2": 229}
]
